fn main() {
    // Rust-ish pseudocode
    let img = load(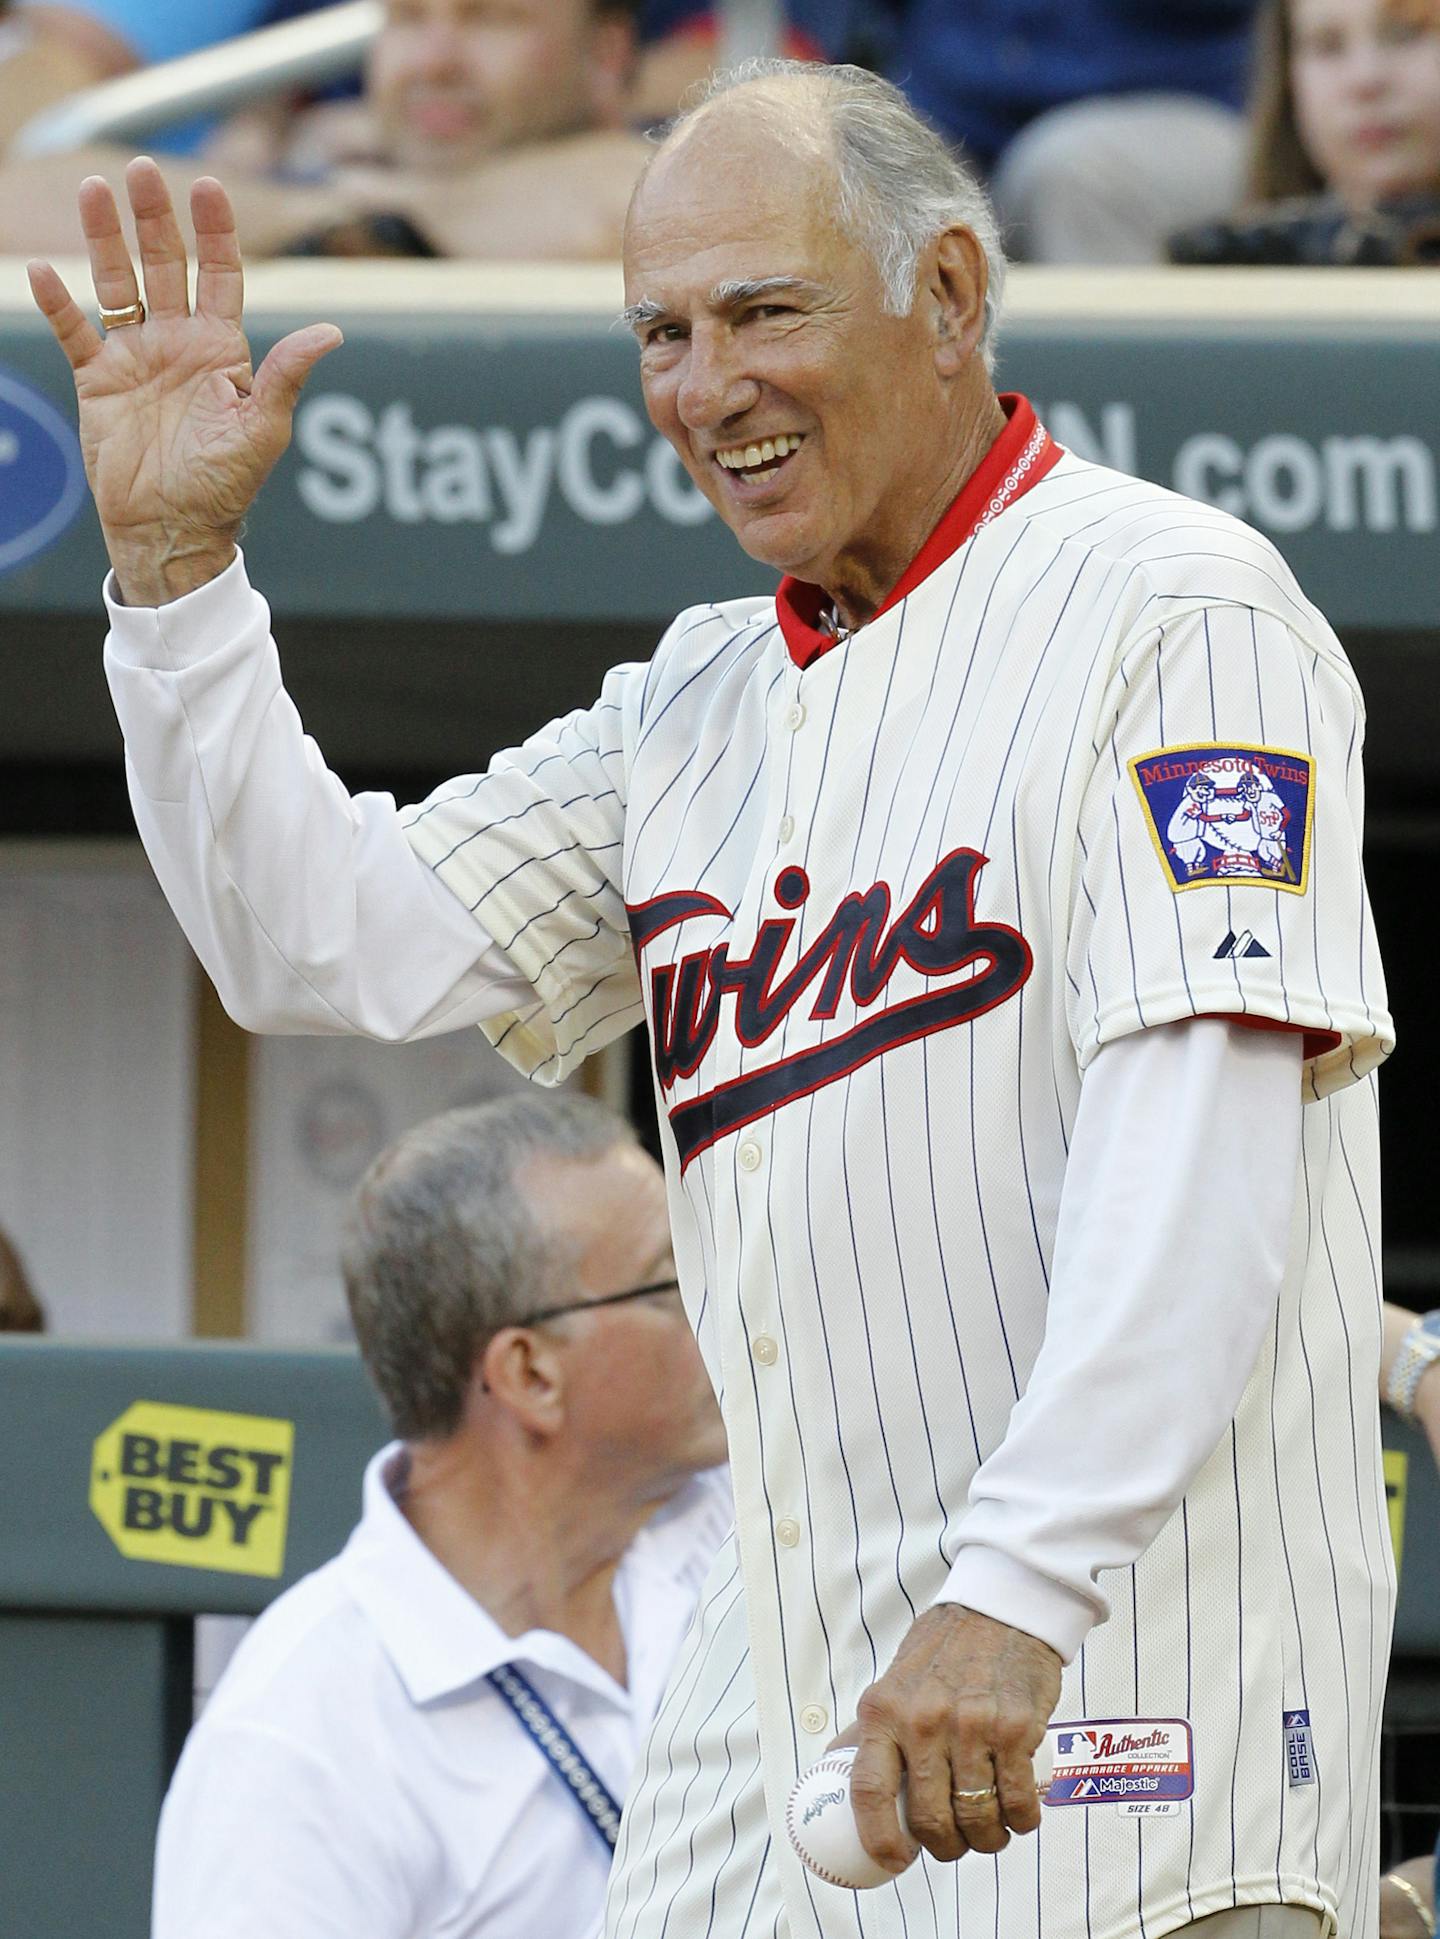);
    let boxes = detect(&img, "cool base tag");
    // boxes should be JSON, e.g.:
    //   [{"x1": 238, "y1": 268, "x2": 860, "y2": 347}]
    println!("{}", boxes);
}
[
  {"x1": 1284, "y1": 1710, "x2": 1316, "y2": 1787},
  {"x1": 1042, "y1": 1717, "x2": 1194, "y2": 1816}
]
